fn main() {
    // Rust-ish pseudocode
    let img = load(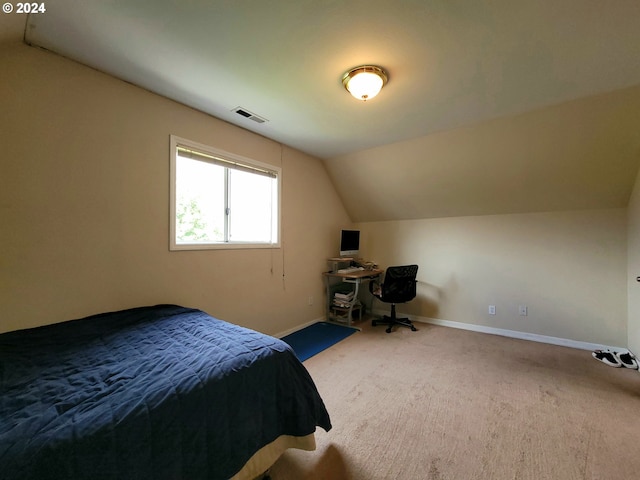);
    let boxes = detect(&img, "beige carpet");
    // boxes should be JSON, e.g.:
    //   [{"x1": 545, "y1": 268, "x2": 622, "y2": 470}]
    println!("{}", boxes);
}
[{"x1": 270, "y1": 321, "x2": 640, "y2": 479}]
